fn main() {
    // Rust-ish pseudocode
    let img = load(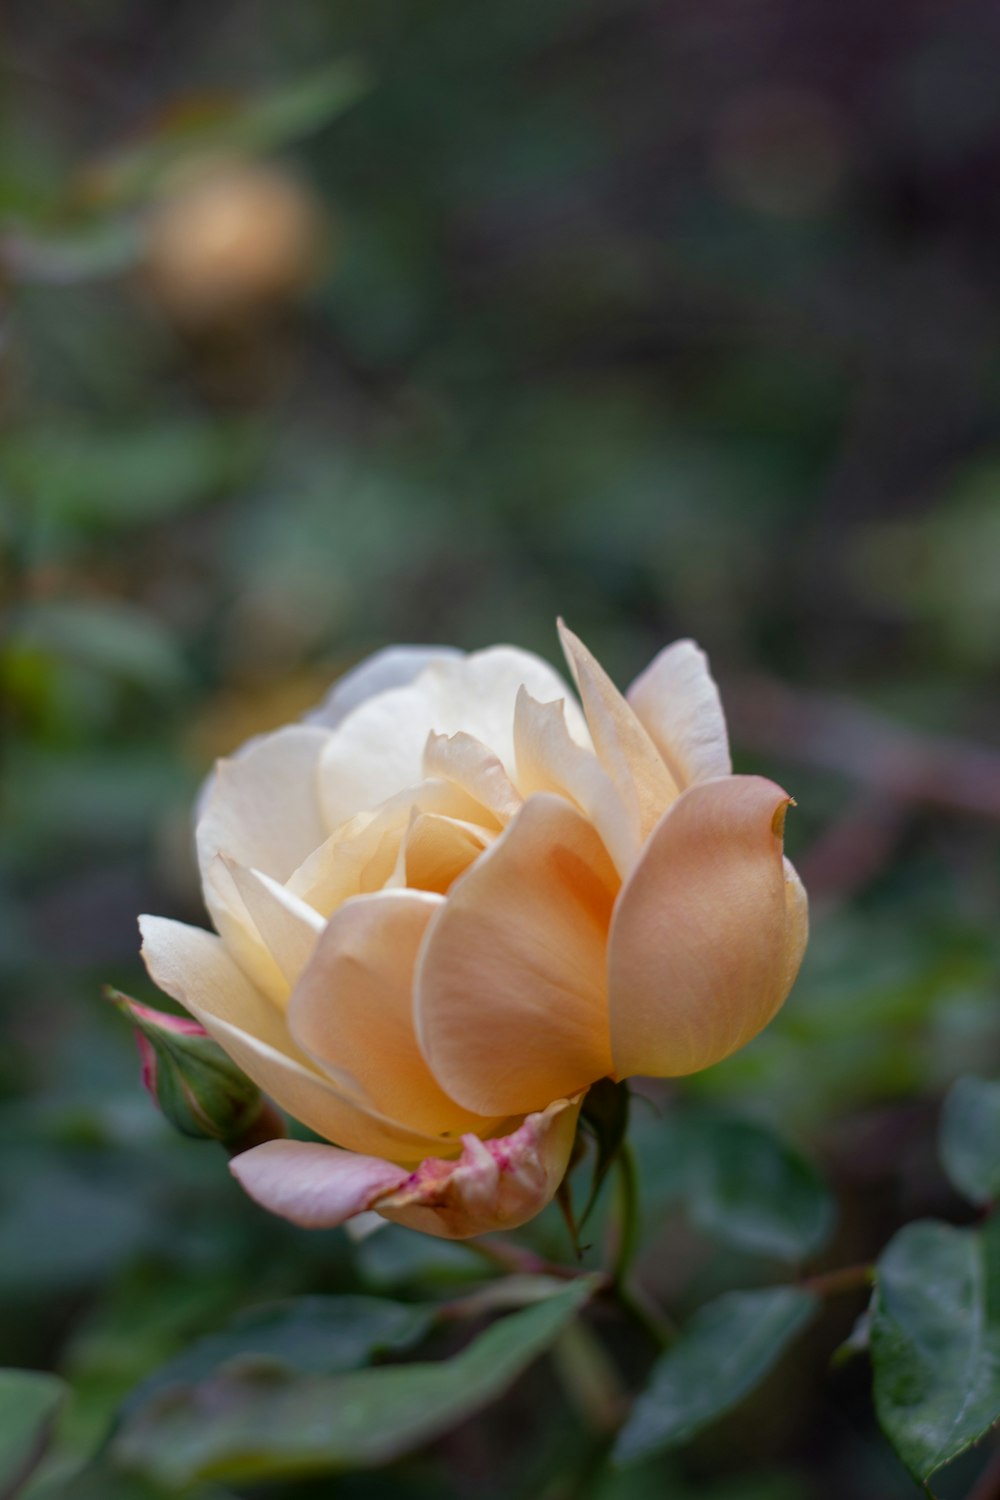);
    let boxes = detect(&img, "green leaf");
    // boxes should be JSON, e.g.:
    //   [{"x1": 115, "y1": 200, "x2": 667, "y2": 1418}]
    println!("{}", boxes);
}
[
  {"x1": 939, "y1": 1076, "x2": 1000, "y2": 1206},
  {"x1": 0, "y1": 1368, "x2": 68, "y2": 1497},
  {"x1": 687, "y1": 1119, "x2": 836, "y2": 1264},
  {"x1": 1, "y1": 419, "x2": 250, "y2": 528},
  {"x1": 9, "y1": 602, "x2": 187, "y2": 692},
  {"x1": 90, "y1": 63, "x2": 371, "y2": 205},
  {"x1": 112, "y1": 1277, "x2": 600, "y2": 1484},
  {"x1": 120, "y1": 1295, "x2": 437, "y2": 1420},
  {"x1": 871, "y1": 1217, "x2": 1000, "y2": 1483},
  {"x1": 613, "y1": 1287, "x2": 818, "y2": 1466},
  {"x1": 579, "y1": 1079, "x2": 630, "y2": 1230}
]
